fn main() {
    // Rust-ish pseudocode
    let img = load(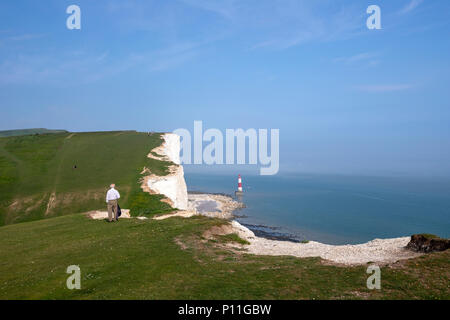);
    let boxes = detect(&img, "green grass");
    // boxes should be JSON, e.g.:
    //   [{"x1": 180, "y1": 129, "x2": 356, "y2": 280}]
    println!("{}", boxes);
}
[
  {"x1": 218, "y1": 233, "x2": 251, "y2": 245},
  {"x1": 0, "y1": 213, "x2": 448, "y2": 300},
  {"x1": 0, "y1": 131, "x2": 173, "y2": 225}
]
